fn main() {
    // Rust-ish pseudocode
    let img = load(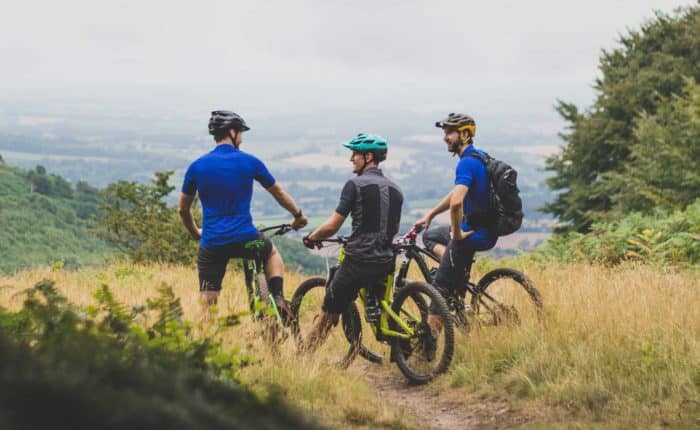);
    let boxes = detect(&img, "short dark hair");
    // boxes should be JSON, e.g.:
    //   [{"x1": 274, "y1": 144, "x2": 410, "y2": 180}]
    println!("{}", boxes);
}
[
  {"x1": 213, "y1": 129, "x2": 231, "y2": 142},
  {"x1": 363, "y1": 151, "x2": 386, "y2": 164},
  {"x1": 371, "y1": 151, "x2": 386, "y2": 163}
]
